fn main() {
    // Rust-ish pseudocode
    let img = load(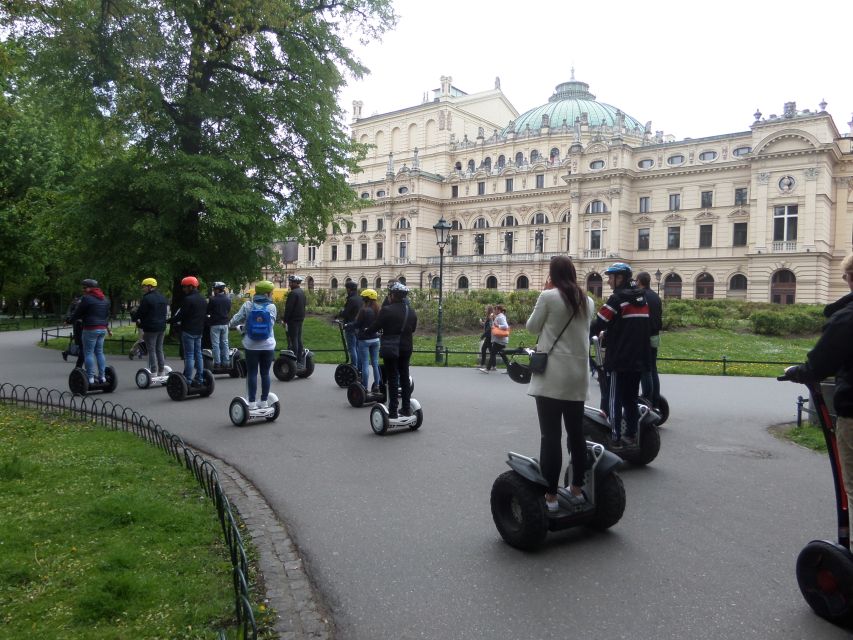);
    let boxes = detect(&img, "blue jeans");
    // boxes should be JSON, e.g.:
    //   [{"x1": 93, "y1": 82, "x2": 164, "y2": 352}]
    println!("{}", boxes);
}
[
  {"x1": 181, "y1": 332, "x2": 204, "y2": 383},
  {"x1": 244, "y1": 349, "x2": 274, "y2": 402},
  {"x1": 346, "y1": 329, "x2": 360, "y2": 371},
  {"x1": 81, "y1": 329, "x2": 107, "y2": 381},
  {"x1": 358, "y1": 338, "x2": 381, "y2": 389},
  {"x1": 210, "y1": 324, "x2": 230, "y2": 365}
]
